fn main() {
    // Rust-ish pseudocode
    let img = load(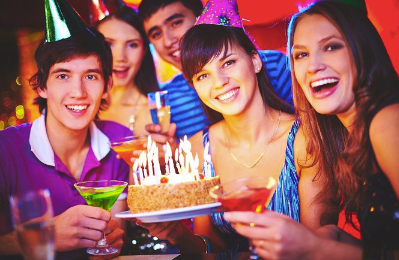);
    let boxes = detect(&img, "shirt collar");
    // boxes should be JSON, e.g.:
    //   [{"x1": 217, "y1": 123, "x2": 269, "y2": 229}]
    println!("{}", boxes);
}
[{"x1": 29, "y1": 114, "x2": 110, "y2": 166}]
